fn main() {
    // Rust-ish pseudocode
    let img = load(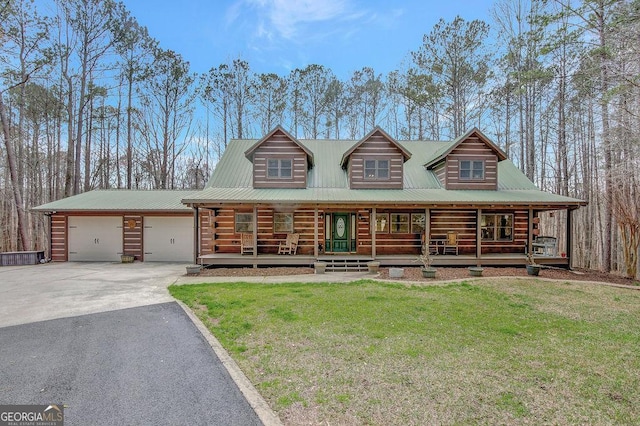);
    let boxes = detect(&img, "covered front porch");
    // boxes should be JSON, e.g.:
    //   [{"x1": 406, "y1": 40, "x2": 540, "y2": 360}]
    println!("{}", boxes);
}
[{"x1": 194, "y1": 202, "x2": 577, "y2": 269}]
